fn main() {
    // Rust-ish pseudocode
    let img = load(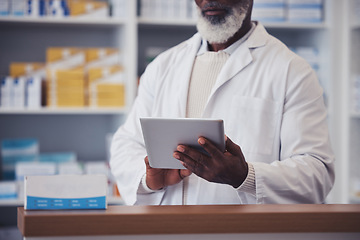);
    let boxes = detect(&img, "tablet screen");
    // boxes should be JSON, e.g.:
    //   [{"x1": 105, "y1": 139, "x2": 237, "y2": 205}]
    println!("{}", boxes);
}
[{"x1": 140, "y1": 118, "x2": 225, "y2": 169}]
